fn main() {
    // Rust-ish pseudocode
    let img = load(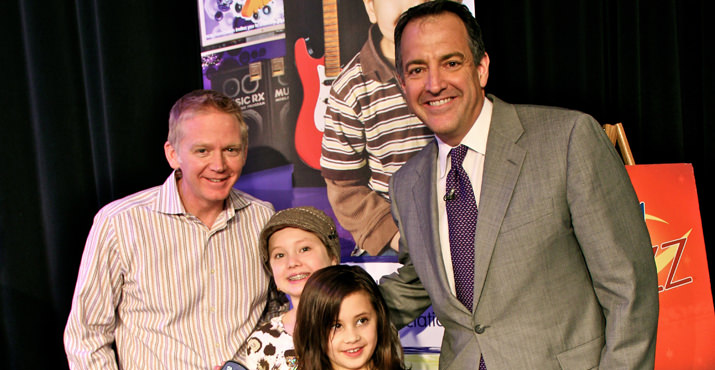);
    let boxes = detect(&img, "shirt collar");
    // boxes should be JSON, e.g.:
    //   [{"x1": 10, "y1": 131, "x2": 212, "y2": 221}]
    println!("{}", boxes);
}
[
  {"x1": 360, "y1": 24, "x2": 398, "y2": 83},
  {"x1": 437, "y1": 97, "x2": 493, "y2": 178}
]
